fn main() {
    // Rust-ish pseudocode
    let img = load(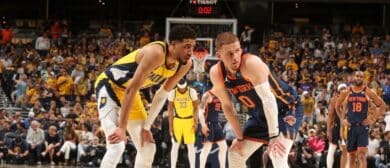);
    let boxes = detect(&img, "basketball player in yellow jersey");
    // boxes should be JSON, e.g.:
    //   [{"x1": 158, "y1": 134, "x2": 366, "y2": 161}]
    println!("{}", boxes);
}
[
  {"x1": 95, "y1": 26, "x2": 197, "y2": 168},
  {"x1": 168, "y1": 79, "x2": 199, "y2": 168}
]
